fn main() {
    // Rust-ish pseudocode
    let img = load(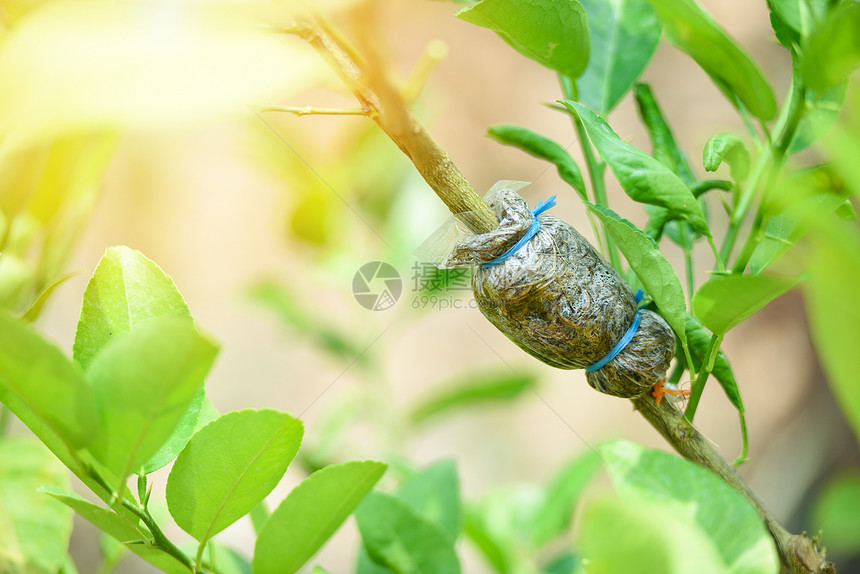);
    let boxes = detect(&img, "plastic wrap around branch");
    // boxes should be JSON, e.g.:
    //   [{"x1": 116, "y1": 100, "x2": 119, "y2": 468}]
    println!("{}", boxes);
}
[{"x1": 427, "y1": 181, "x2": 675, "y2": 398}]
